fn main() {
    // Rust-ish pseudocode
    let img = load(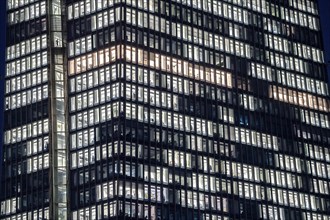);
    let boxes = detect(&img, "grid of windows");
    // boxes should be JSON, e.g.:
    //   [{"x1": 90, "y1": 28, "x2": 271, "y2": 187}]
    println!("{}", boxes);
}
[
  {"x1": 1, "y1": 0, "x2": 50, "y2": 219},
  {"x1": 67, "y1": 0, "x2": 330, "y2": 220},
  {"x1": 1, "y1": 0, "x2": 330, "y2": 220}
]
